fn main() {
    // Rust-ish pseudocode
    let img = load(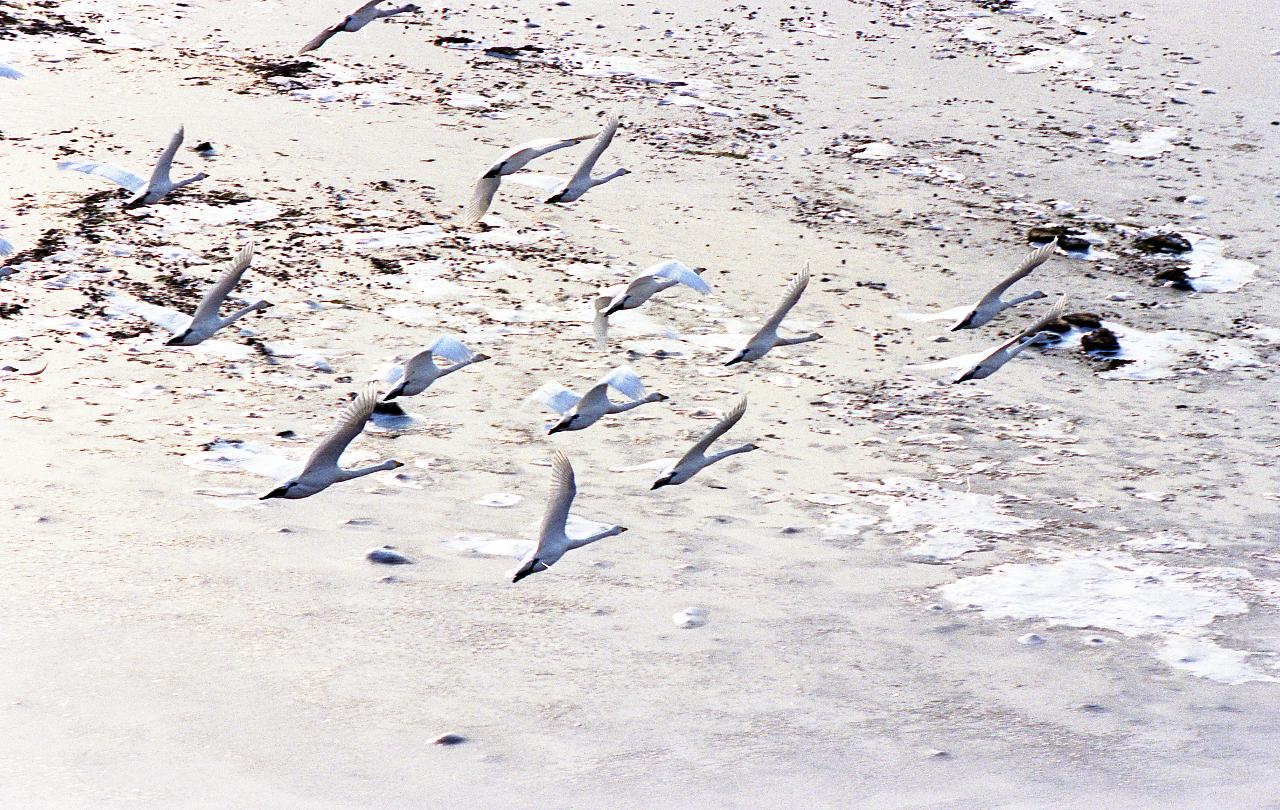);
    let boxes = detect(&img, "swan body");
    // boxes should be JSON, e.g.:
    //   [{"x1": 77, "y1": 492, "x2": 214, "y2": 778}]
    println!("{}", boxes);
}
[
  {"x1": 59, "y1": 126, "x2": 207, "y2": 208},
  {"x1": 381, "y1": 335, "x2": 489, "y2": 399},
  {"x1": 651, "y1": 397, "x2": 758, "y2": 489},
  {"x1": 261, "y1": 383, "x2": 403, "y2": 499},
  {"x1": 725, "y1": 262, "x2": 821, "y2": 365},
  {"x1": 300, "y1": 1, "x2": 422, "y2": 54},
  {"x1": 167, "y1": 242, "x2": 271, "y2": 346},
  {"x1": 533, "y1": 366, "x2": 667, "y2": 433},
  {"x1": 458, "y1": 134, "x2": 595, "y2": 225},
  {"x1": 954, "y1": 294, "x2": 1067, "y2": 383},
  {"x1": 512, "y1": 450, "x2": 626, "y2": 582},
  {"x1": 594, "y1": 261, "x2": 709, "y2": 349},
  {"x1": 950, "y1": 239, "x2": 1057, "y2": 331},
  {"x1": 545, "y1": 113, "x2": 629, "y2": 204}
]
